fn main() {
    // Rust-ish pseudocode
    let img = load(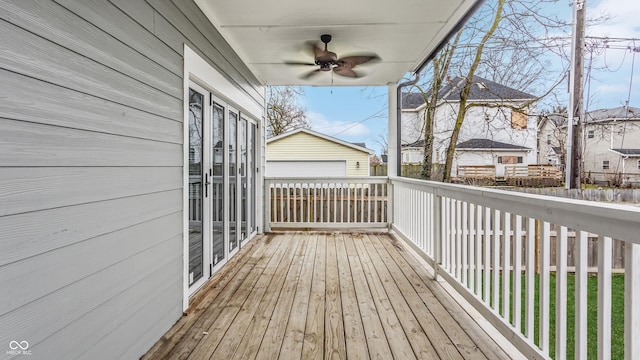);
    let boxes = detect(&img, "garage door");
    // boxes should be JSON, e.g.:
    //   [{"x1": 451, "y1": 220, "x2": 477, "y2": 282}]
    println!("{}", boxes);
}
[{"x1": 266, "y1": 160, "x2": 347, "y2": 177}]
